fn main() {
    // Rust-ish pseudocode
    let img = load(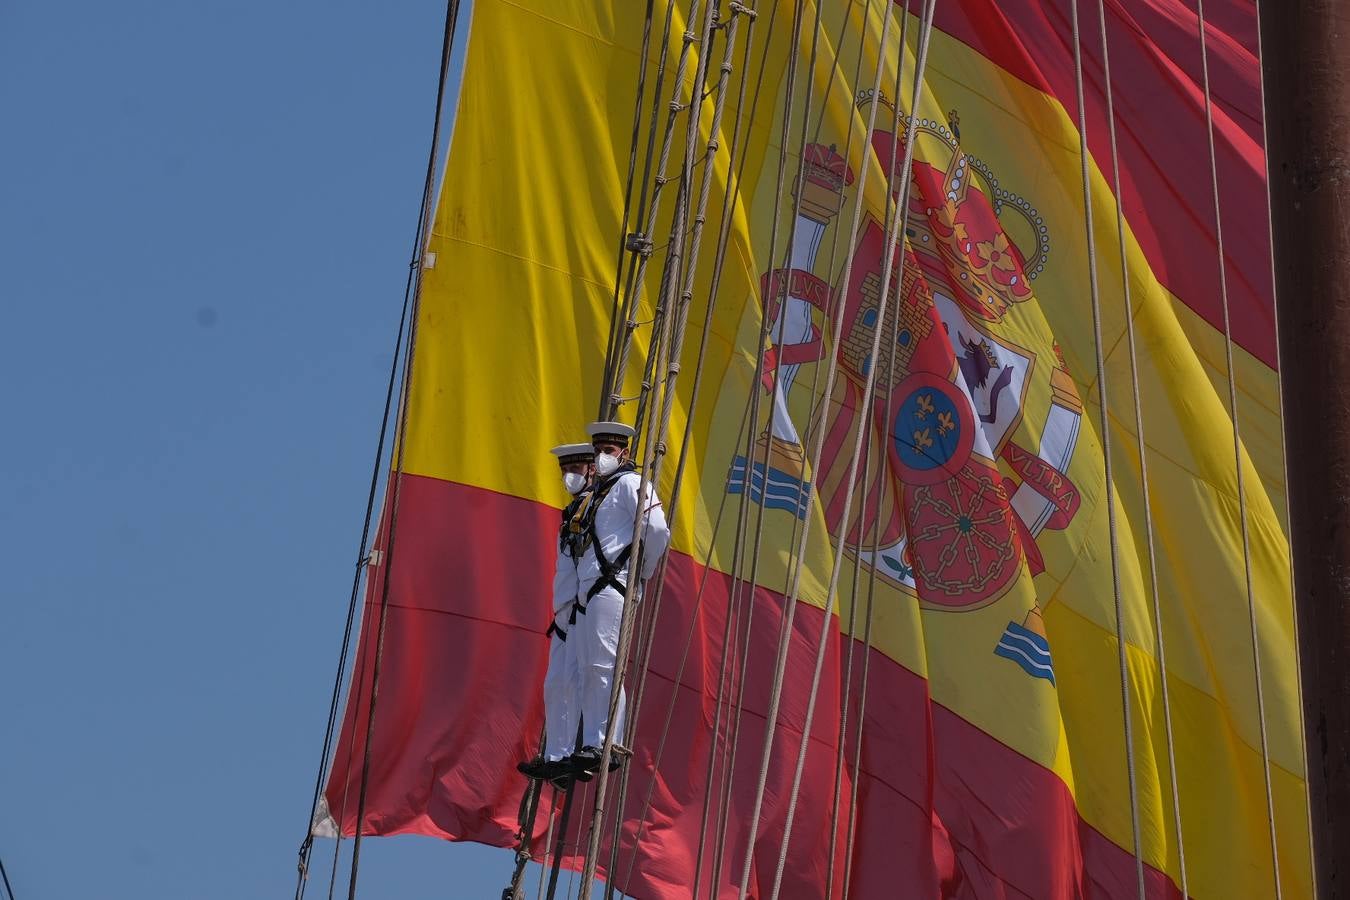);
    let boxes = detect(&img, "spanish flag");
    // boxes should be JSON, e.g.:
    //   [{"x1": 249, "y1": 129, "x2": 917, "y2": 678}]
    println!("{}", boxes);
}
[{"x1": 323, "y1": 1, "x2": 1309, "y2": 897}]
